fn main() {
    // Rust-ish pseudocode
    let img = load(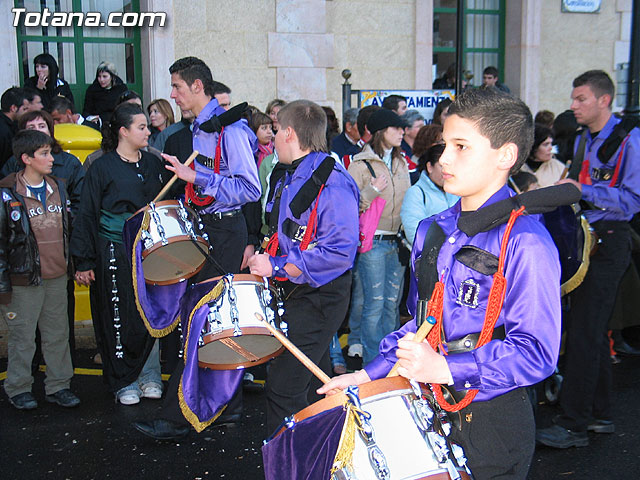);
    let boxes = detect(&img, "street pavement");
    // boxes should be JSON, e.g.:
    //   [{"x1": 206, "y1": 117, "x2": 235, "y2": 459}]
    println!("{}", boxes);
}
[{"x1": 1, "y1": 337, "x2": 640, "y2": 479}]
